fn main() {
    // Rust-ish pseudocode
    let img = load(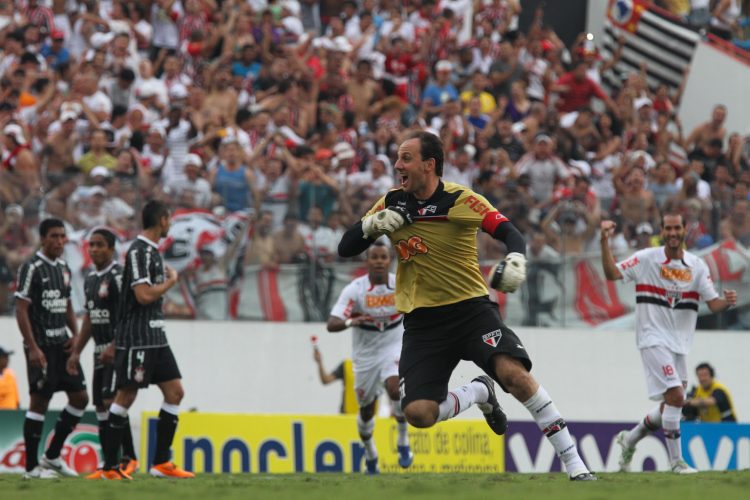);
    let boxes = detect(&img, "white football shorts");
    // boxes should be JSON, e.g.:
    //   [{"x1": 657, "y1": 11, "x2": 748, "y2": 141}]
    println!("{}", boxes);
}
[
  {"x1": 640, "y1": 345, "x2": 687, "y2": 401},
  {"x1": 354, "y1": 344, "x2": 401, "y2": 407}
]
